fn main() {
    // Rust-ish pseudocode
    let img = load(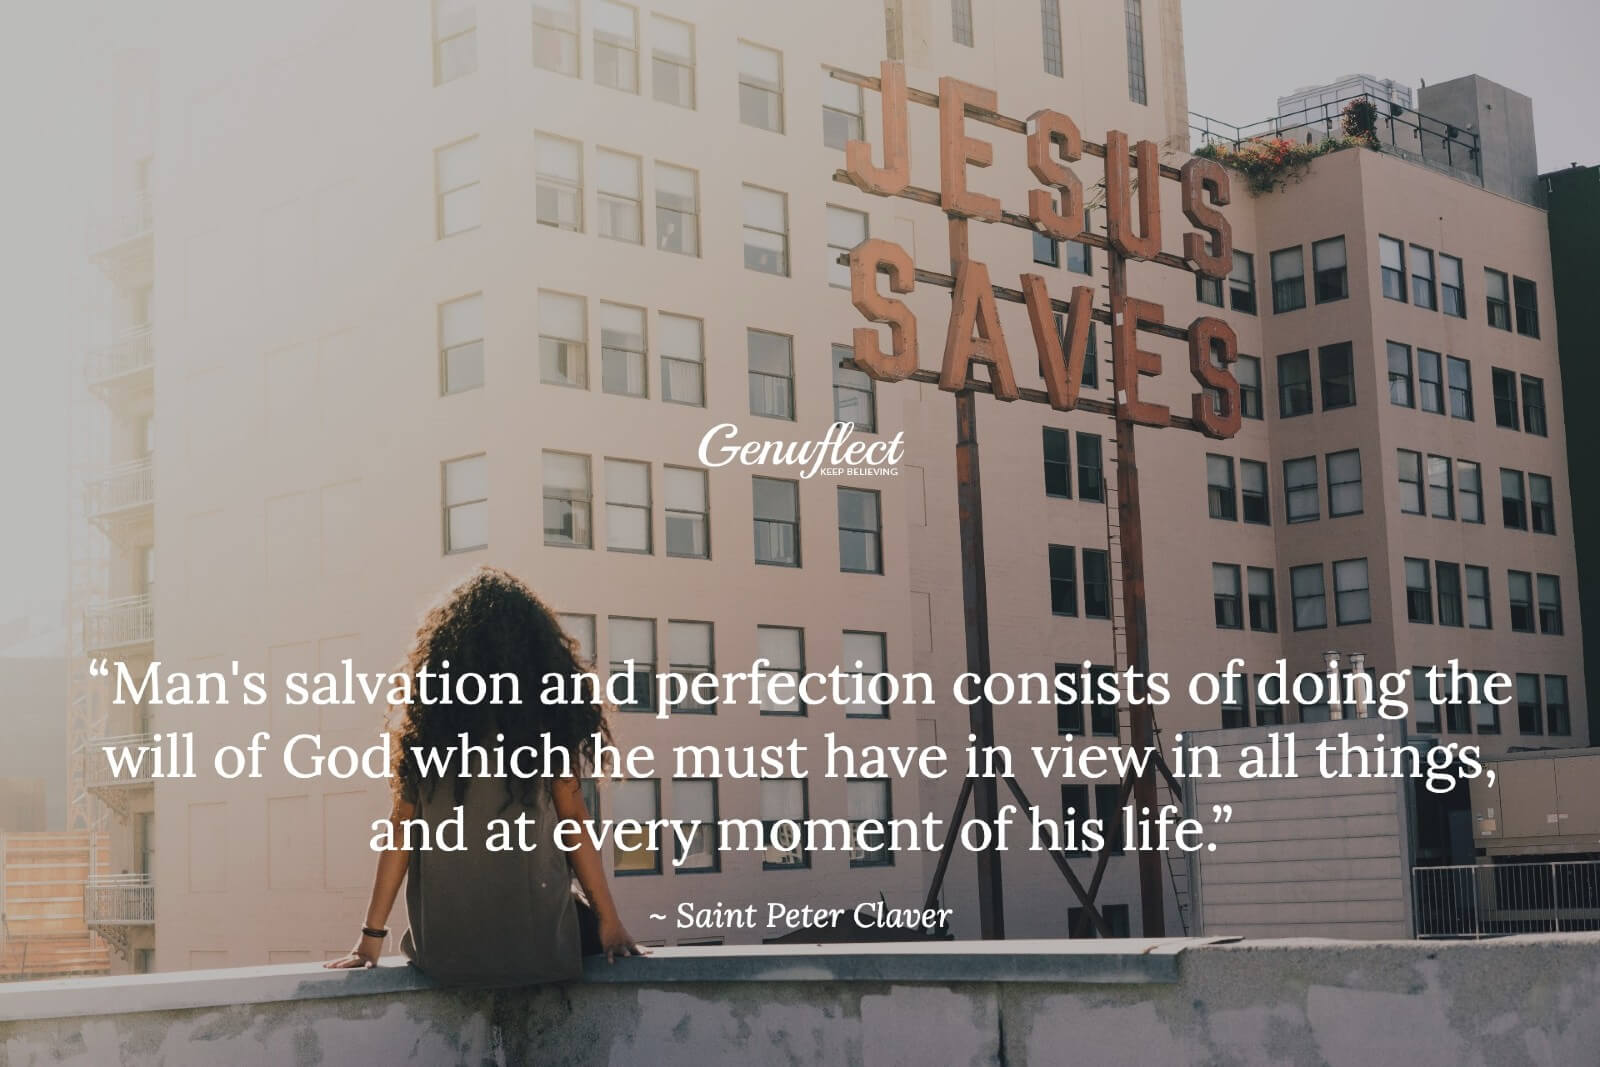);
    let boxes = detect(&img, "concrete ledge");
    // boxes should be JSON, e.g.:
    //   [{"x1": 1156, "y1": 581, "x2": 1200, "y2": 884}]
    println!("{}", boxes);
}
[
  {"x1": 4, "y1": 934, "x2": 1600, "y2": 1065},
  {"x1": 0, "y1": 938, "x2": 1203, "y2": 1024}
]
